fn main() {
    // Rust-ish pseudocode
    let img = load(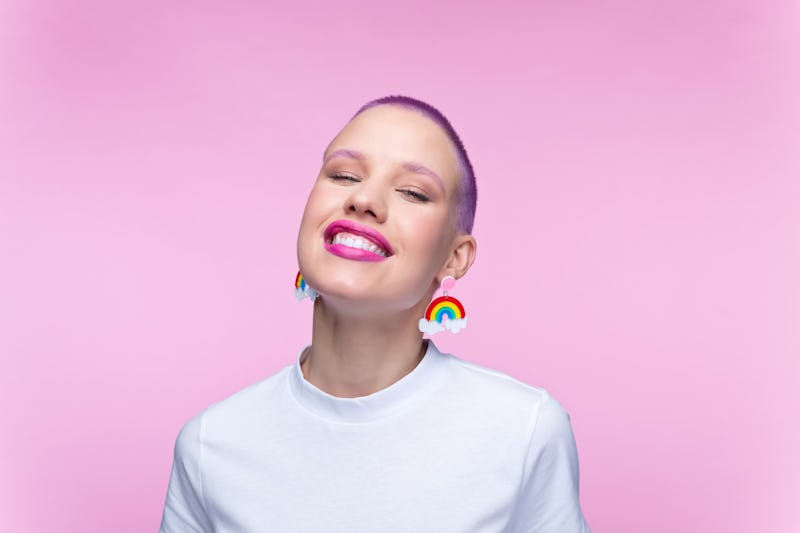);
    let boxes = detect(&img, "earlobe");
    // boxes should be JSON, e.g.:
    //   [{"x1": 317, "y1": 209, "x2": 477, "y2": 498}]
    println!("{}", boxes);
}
[{"x1": 439, "y1": 235, "x2": 477, "y2": 281}]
